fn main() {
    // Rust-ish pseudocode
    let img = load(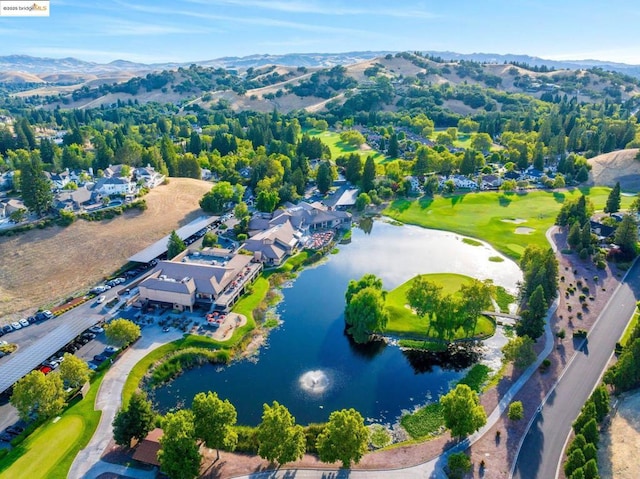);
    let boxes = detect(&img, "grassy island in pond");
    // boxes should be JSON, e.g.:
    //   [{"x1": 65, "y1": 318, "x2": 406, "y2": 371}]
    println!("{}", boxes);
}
[
  {"x1": 384, "y1": 273, "x2": 495, "y2": 341},
  {"x1": 384, "y1": 187, "x2": 629, "y2": 259}
]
